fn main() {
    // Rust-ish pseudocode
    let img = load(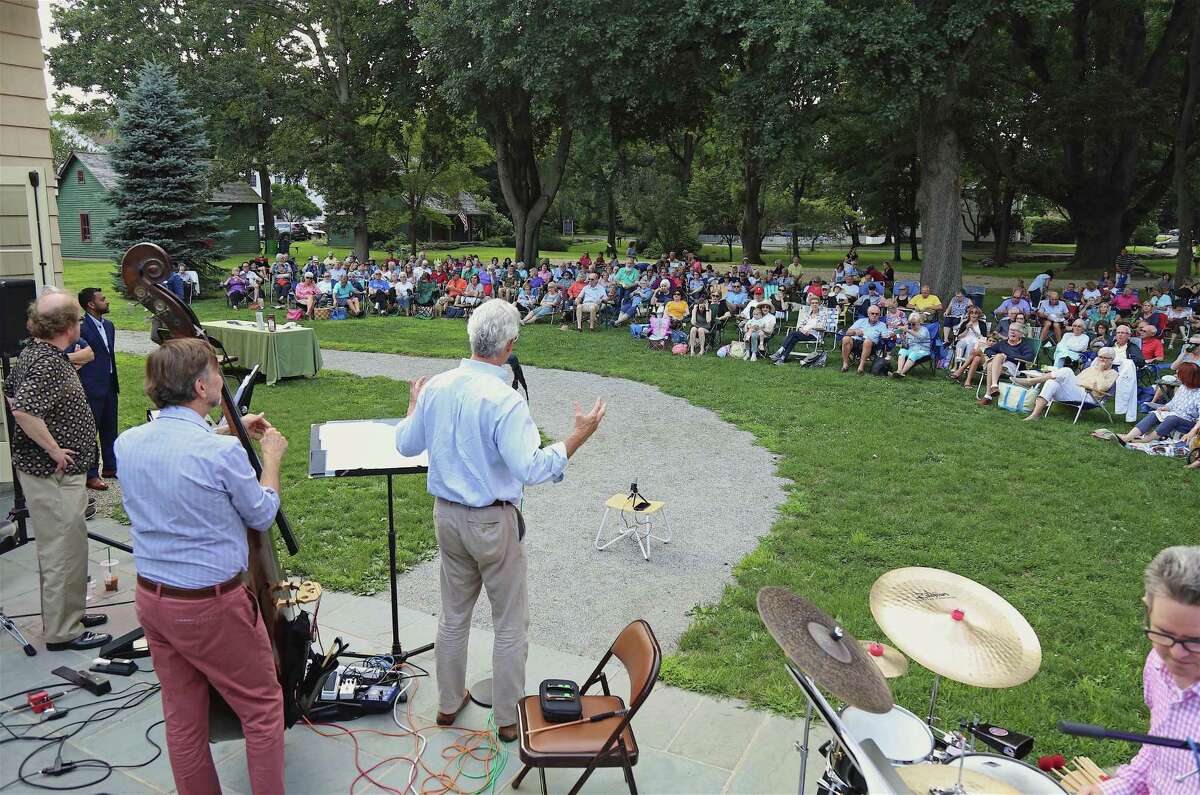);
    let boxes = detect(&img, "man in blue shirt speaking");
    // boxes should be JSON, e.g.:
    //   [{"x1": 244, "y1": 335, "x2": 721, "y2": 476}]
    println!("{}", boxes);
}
[{"x1": 396, "y1": 300, "x2": 606, "y2": 742}]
